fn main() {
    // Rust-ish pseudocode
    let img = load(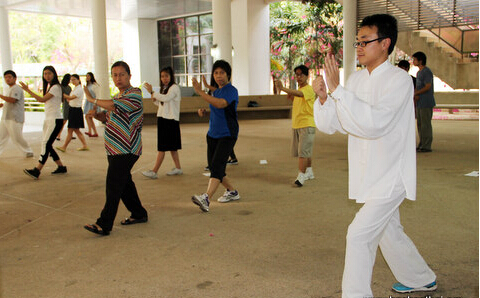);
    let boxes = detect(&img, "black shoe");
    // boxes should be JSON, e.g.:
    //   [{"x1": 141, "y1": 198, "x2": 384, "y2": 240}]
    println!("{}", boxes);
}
[
  {"x1": 52, "y1": 166, "x2": 67, "y2": 174},
  {"x1": 418, "y1": 148, "x2": 432, "y2": 153},
  {"x1": 24, "y1": 168, "x2": 40, "y2": 179},
  {"x1": 227, "y1": 158, "x2": 238, "y2": 165}
]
